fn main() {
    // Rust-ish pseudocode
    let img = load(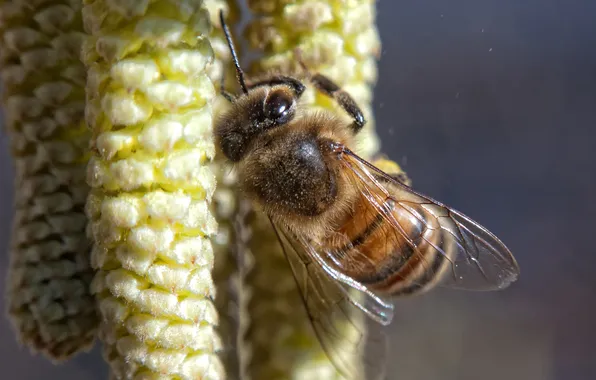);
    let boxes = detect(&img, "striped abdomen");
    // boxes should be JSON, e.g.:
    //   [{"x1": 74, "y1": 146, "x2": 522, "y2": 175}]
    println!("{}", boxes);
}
[{"x1": 323, "y1": 177, "x2": 456, "y2": 296}]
